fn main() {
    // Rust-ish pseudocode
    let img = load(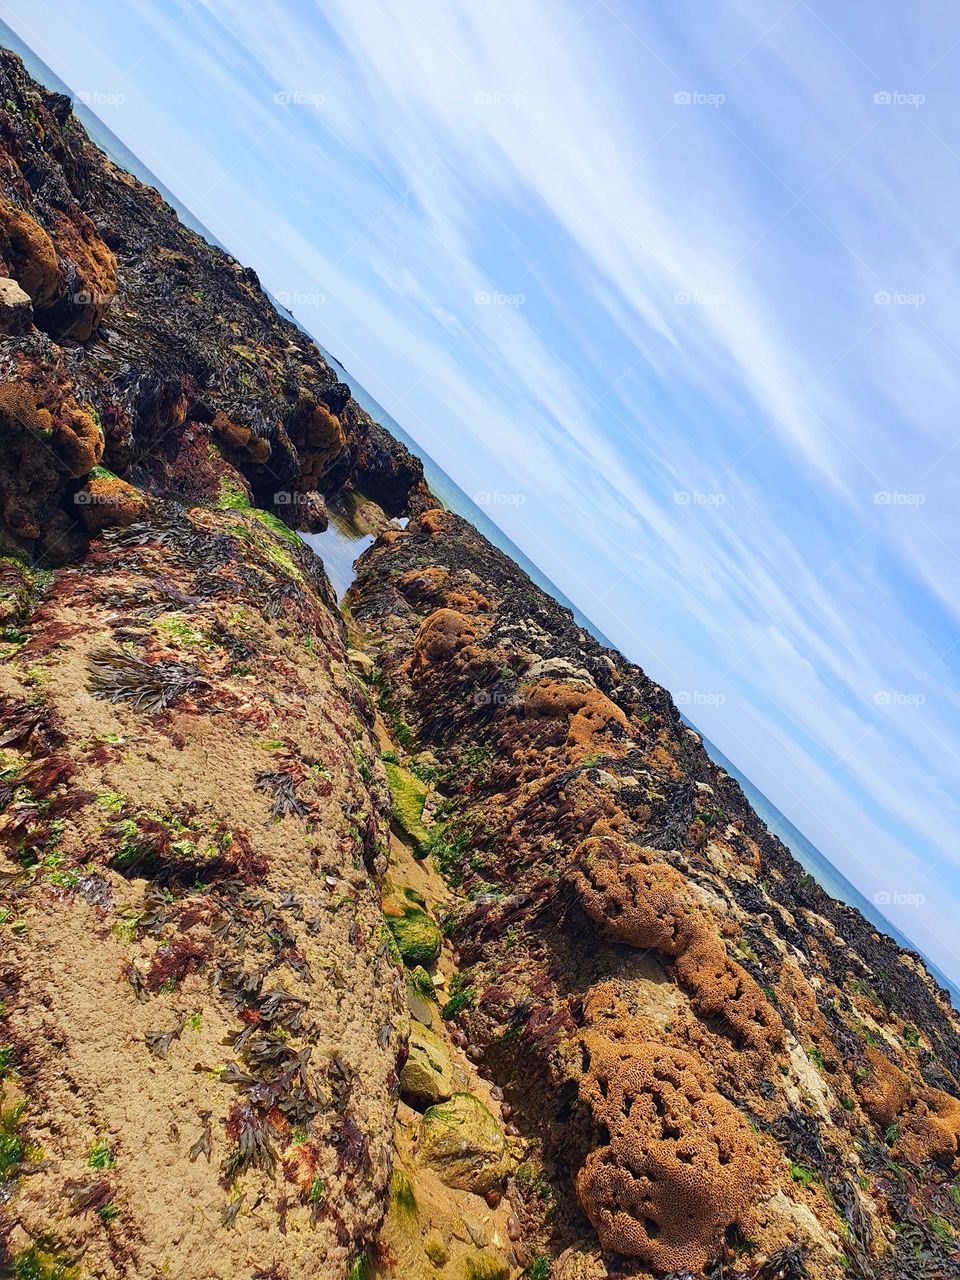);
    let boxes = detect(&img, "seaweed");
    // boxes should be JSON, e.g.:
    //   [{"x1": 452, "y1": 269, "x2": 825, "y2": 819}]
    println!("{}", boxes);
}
[
  {"x1": 738, "y1": 1249, "x2": 808, "y2": 1280},
  {"x1": 222, "y1": 1102, "x2": 277, "y2": 1178},
  {"x1": 1, "y1": 1097, "x2": 28, "y2": 1183},
  {"x1": 87, "y1": 646, "x2": 208, "y2": 712},
  {"x1": 144, "y1": 1019, "x2": 184, "y2": 1059},
  {"x1": 254, "y1": 768, "x2": 306, "y2": 820},
  {"x1": 6, "y1": 1242, "x2": 79, "y2": 1280},
  {"x1": 126, "y1": 964, "x2": 148, "y2": 1004},
  {"x1": 145, "y1": 937, "x2": 210, "y2": 993},
  {"x1": 87, "y1": 1137, "x2": 114, "y2": 1170},
  {"x1": 108, "y1": 811, "x2": 265, "y2": 887},
  {"x1": 189, "y1": 1111, "x2": 213, "y2": 1163},
  {"x1": 65, "y1": 1178, "x2": 113, "y2": 1215},
  {"x1": 0, "y1": 698, "x2": 66, "y2": 752},
  {"x1": 220, "y1": 1194, "x2": 244, "y2": 1228}
]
